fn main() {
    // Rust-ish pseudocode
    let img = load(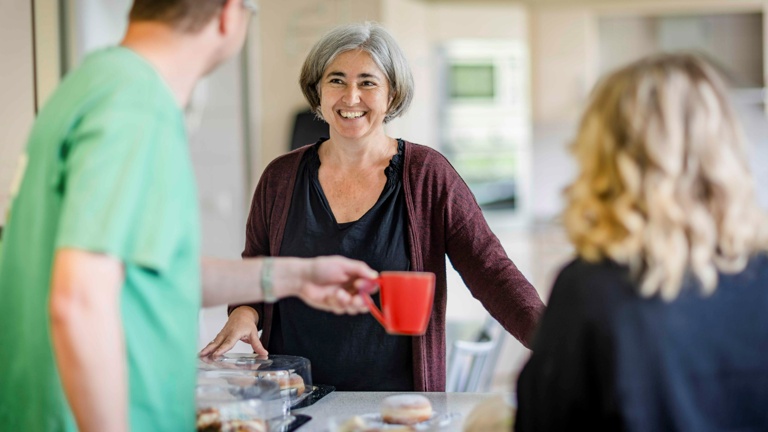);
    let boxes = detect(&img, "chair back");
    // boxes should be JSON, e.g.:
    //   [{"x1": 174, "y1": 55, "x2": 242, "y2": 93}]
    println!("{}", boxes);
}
[{"x1": 446, "y1": 316, "x2": 506, "y2": 392}]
